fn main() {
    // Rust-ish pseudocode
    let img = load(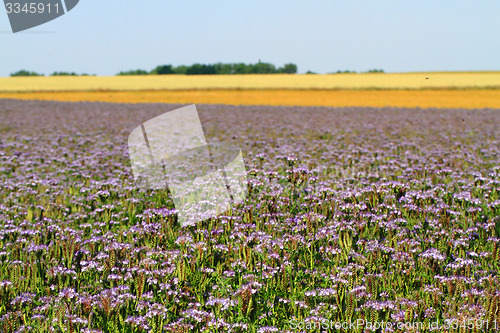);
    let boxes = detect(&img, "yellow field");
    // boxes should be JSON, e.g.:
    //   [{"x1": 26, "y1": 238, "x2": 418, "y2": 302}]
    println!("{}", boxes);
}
[
  {"x1": 1, "y1": 89, "x2": 499, "y2": 109},
  {"x1": 1, "y1": 72, "x2": 499, "y2": 109},
  {"x1": 1, "y1": 72, "x2": 500, "y2": 92}
]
